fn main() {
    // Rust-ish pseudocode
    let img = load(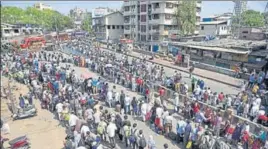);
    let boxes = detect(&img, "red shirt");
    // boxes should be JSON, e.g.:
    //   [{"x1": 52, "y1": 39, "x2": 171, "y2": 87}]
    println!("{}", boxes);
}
[
  {"x1": 145, "y1": 89, "x2": 149, "y2": 95},
  {"x1": 159, "y1": 89, "x2": 165, "y2": 96},
  {"x1": 218, "y1": 93, "x2": 224, "y2": 102},
  {"x1": 193, "y1": 104, "x2": 200, "y2": 114}
]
